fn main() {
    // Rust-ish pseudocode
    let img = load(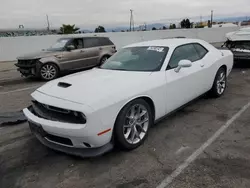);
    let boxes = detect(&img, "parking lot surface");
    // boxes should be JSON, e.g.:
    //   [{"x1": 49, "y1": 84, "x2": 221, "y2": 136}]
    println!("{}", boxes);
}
[{"x1": 1, "y1": 63, "x2": 250, "y2": 188}]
